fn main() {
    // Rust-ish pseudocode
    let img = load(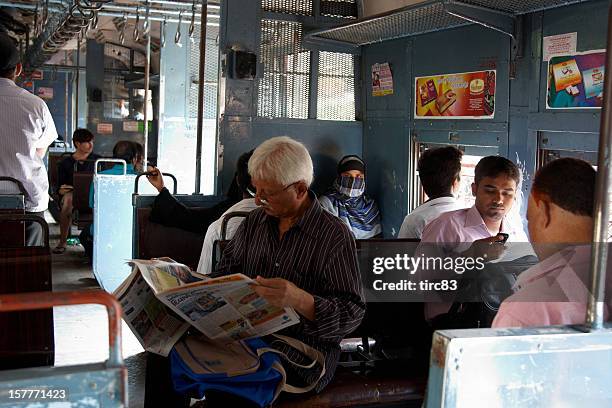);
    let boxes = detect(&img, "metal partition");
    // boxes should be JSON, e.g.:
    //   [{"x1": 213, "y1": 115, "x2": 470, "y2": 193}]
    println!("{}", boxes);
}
[
  {"x1": 426, "y1": 326, "x2": 612, "y2": 407},
  {"x1": 92, "y1": 160, "x2": 136, "y2": 293}
]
